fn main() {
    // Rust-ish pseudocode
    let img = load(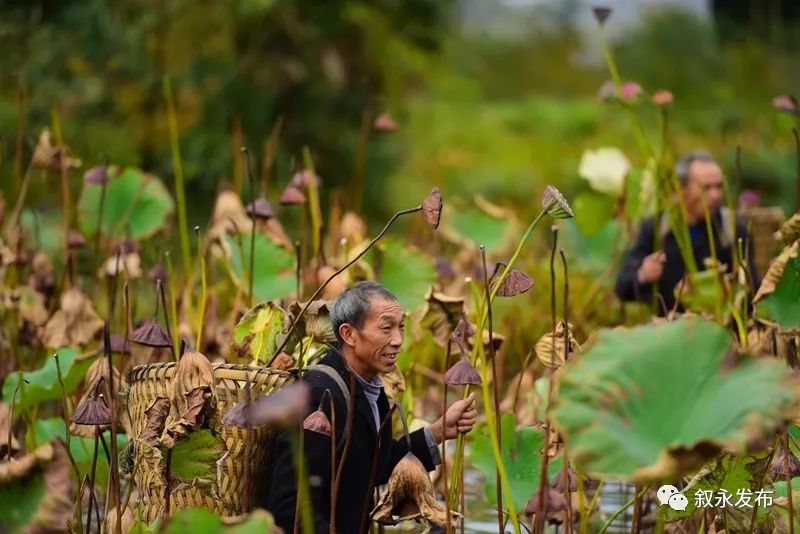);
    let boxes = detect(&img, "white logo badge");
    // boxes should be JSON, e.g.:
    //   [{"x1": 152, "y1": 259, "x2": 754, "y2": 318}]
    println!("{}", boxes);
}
[{"x1": 657, "y1": 485, "x2": 688, "y2": 511}]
